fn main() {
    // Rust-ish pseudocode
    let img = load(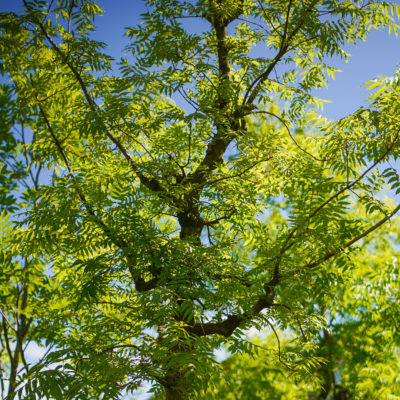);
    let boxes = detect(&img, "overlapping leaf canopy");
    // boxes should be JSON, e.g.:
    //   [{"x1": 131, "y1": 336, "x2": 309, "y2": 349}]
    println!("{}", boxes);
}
[{"x1": 1, "y1": 0, "x2": 400, "y2": 398}]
